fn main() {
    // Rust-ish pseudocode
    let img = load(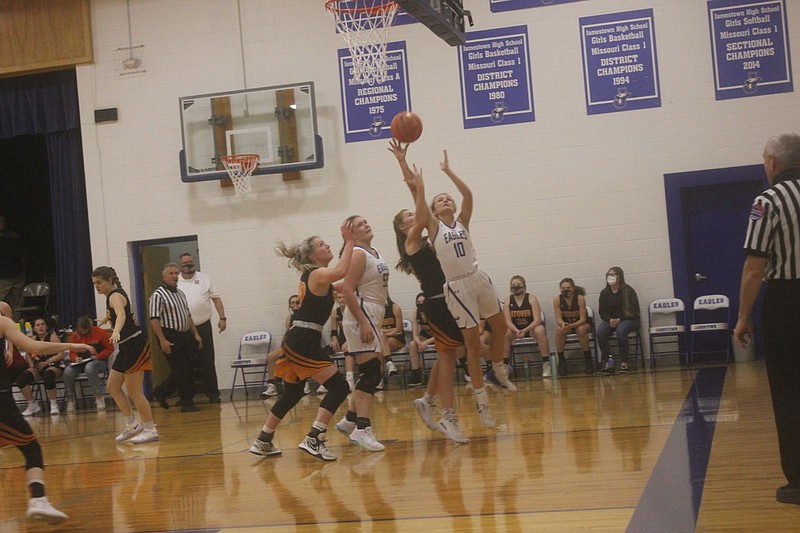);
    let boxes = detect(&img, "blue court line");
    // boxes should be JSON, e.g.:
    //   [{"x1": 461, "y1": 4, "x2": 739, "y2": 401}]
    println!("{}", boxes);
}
[{"x1": 627, "y1": 366, "x2": 727, "y2": 533}]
